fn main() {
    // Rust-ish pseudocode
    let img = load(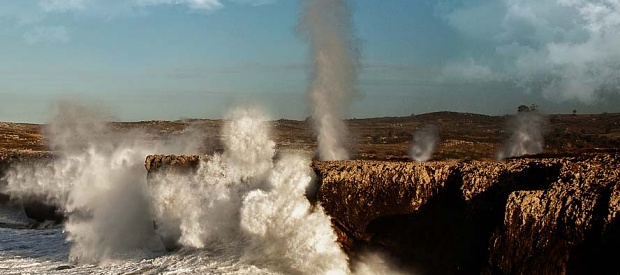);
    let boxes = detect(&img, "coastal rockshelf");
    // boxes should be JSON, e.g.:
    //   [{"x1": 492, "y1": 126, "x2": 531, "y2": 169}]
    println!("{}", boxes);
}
[
  {"x1": 145, "y1": 152, "x2": 620, "y2": 274},
  {"x1": 2, "y1": 151, "x2": 619, "y2": 273}
]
